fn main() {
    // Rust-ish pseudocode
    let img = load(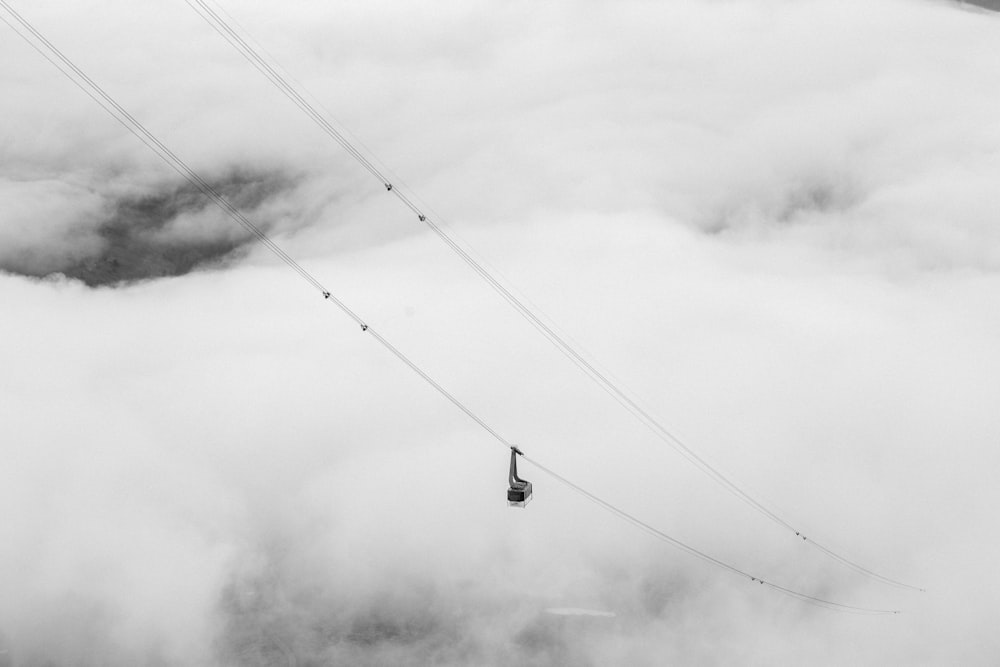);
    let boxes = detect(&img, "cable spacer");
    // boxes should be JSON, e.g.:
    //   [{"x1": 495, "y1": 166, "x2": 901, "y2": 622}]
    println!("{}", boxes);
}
[
  {"x1": 322, "y1": 291, "x2": 330, "y2": 299},
  {"x1": 361, "y1": 323, "x2": 368, "y2": 331},
  {"x1": 385, "y1": 183, "x2": 393, "y2": 191},
  {"x1": 418, "y1": 214, "x2": 426, "y2": 222}
]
